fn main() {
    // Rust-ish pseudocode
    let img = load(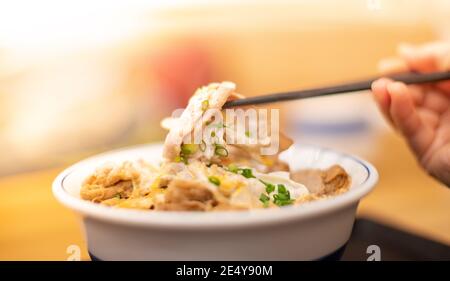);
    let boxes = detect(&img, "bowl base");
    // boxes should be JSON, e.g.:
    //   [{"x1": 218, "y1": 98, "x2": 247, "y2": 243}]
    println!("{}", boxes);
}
[{"x1": 88, "y1": 243, "x2": 347, "y2": 261}]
